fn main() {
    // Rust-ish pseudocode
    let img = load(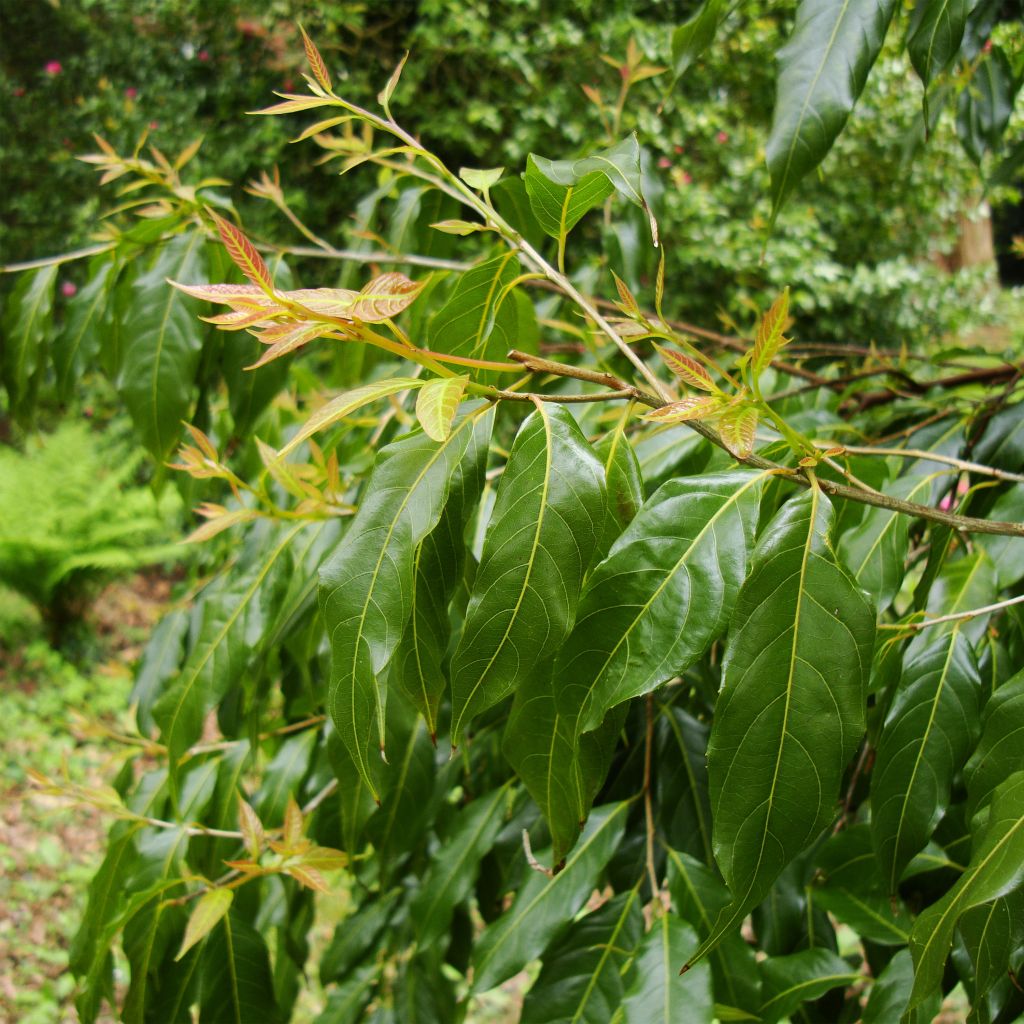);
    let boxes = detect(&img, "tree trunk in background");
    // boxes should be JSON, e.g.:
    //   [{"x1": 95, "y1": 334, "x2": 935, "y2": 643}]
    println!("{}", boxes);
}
[{"x1": 950, "y1": 201, "x2": 996, "y2": 271}]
